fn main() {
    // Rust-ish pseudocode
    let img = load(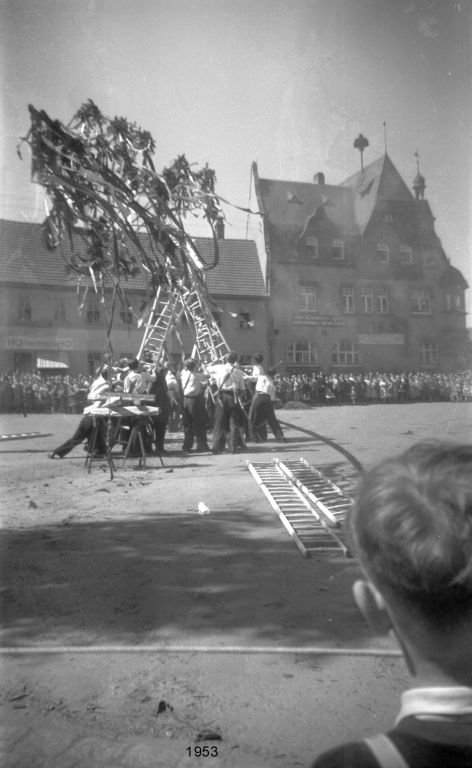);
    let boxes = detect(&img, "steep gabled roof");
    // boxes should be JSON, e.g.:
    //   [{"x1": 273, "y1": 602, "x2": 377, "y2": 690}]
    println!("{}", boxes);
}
[
  {"x1": 255, "y1": 154, "x2": 416, "y2": 240},
  {"x1": 341, "y1": 153, "x2": 414, "y2": 233},
  {"x1": 0, "y1": 219, "x2": 267, "y2": 297}
]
